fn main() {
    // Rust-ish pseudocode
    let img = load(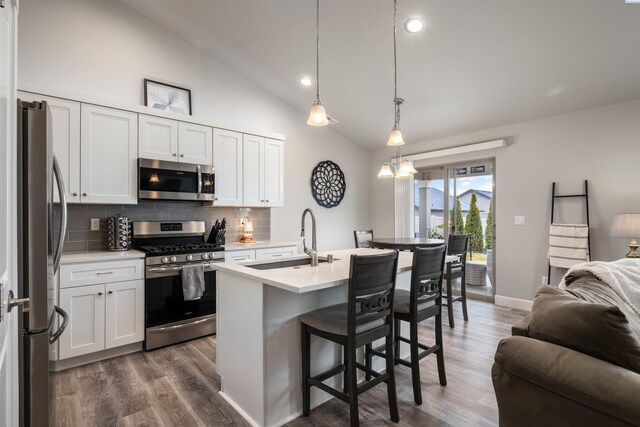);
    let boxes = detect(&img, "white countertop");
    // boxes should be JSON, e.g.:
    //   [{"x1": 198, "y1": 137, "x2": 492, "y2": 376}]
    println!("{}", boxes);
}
[
  {"x1": 224, "y1": 240, "x2": 299, "y2": 251},
  {"x1": 60, "y1": 249, "x2": 146, "y2": 264},
  {"x1": 215, "y1": 248, "x2": 459, "y2": 294}
]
